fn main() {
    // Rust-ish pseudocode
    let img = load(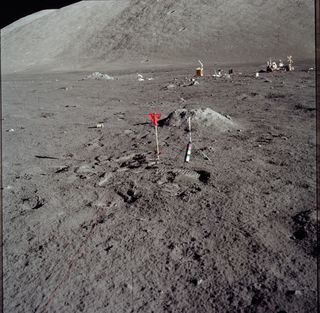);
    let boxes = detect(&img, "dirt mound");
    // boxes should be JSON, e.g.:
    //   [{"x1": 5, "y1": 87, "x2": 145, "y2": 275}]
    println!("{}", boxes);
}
[
  {"x1": 160, "y1": 108, "x2": 237, "y2": 132},
  {"x1": 1, "y1": 0, "x2": 314, "y2": 73}
]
